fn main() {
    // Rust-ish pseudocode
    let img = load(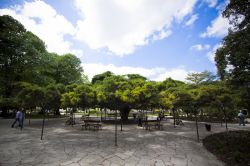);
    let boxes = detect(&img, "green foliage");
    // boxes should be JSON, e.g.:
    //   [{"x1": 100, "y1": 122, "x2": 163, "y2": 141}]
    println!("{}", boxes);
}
[
  {"x1": 82, "y1": 74, "x2": 90, "y2": 84},
  {"x1": 125, "y1": 74, "x2": 147, "y2": 81},
  {"x1": 186, "y1": 70, "x2": 216, "y2": 85},
  {"x1": 223, "y1": 0, "x2": 249, "y2": 30},
  {"x1": 215, "y1": 0, "x2": 250, "y2": 85},
  {"x1": 45, "y1": 84, "x2": 63, "y2": 114},
  {"x1": 0, "y1": 14, "x2": 247, "y2": 122},
  {"x1": 99, "y1": 75, "x2": 126, "y2": 110},
  {"x1": 47, "y1": 53, "x2": 83, "y2": 85},
  {"x1": 0, "y1": 15, "x2": 47, "y2": 98},
  {"x1": 17, "y1": 83, "x2": 47, "y2": 110},
  {"x1": 0, "y1": 15, "x2": 52, "y2": 116},
  {"x1": 17, "y1": 82, "x2": 63, "y2": 114},
  {"x1": 0, "y1": 15, "x2": 85, "y2": 116},
  {"x1": 75, "y1": 84, "x2": 96, "y2": 109},
  {"x1": 203, "y1": 131, "x2": 250, "y2": 166},
  {"x1": 159, "y1": 77, "x2": 185, "y2": 91},
  {"x1": 159, "y1": 91, "x2": 175, "y2": 109},
  {"x1": 91, "y1": 71, "x2": 114, "y2": 84},
  {"x1": 61, "y1": 92, "x2": 79, "y2": 110},
  {"x1": 16, "y1": 82, "x2": 38, "y2": 109}
]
